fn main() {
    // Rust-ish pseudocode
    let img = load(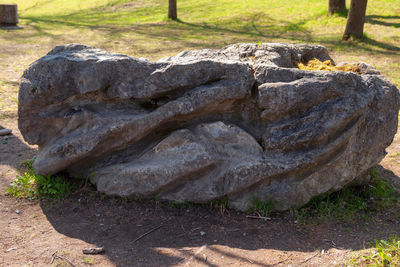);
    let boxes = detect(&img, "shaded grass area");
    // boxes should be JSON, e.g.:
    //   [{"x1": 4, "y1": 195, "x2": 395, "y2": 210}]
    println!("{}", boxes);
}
[{"x1": 295, "y1": 169, "x2": 399, "y2": 223}]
